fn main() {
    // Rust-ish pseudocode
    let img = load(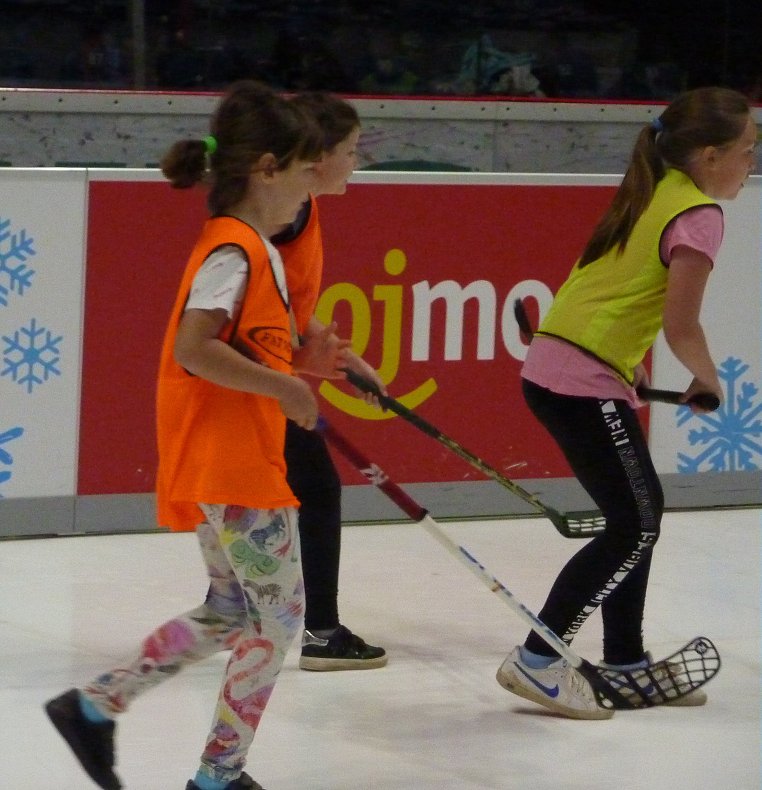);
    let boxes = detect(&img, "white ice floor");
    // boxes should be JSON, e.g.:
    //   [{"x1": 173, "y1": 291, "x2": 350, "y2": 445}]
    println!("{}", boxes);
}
[{"x1": 1, "y1": 509, "x2": 759, "y2": 790}]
